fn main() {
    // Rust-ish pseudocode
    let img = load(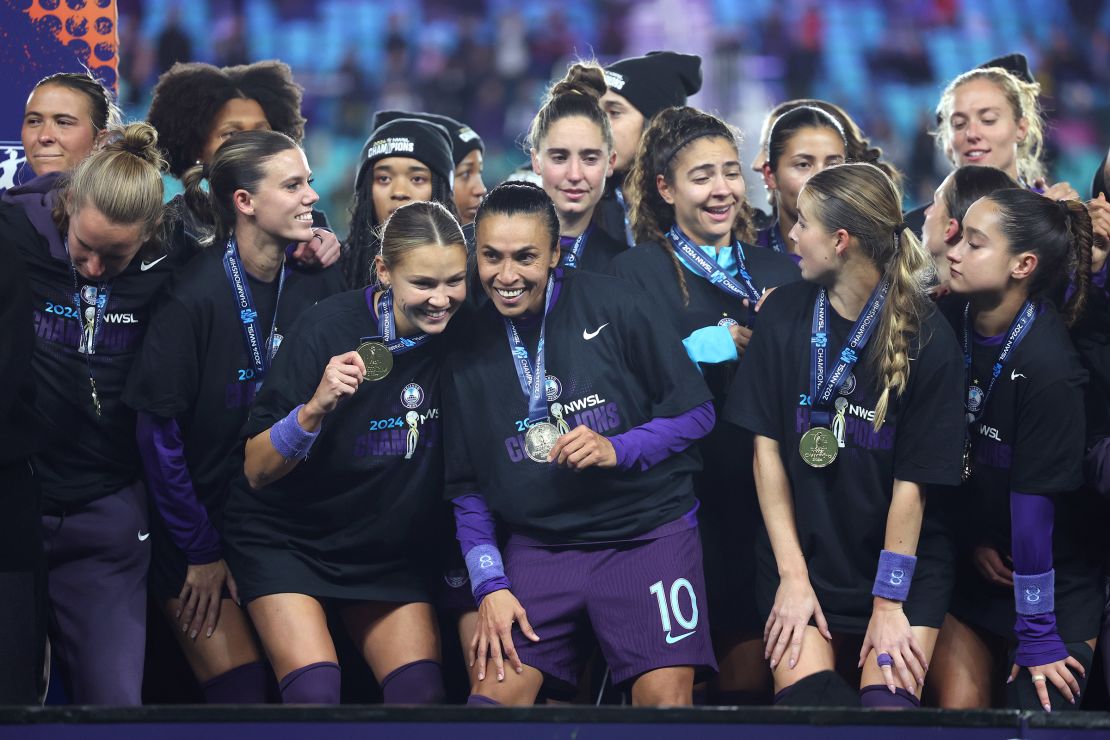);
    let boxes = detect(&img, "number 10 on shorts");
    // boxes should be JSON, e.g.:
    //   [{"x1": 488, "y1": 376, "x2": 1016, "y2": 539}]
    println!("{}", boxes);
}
[{"x1": 649, "y1": 579, "x2": 699, "y2": 644}]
